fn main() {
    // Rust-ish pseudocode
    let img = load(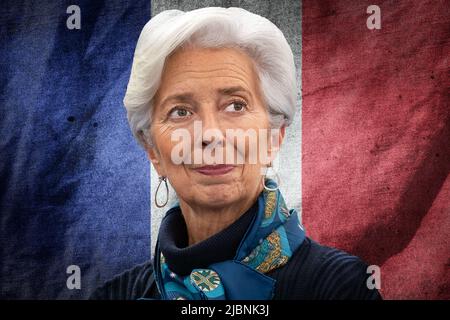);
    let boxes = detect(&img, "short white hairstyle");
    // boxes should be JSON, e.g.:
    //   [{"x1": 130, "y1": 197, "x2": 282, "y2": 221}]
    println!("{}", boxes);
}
[{"x1": 123, "y1": 7, "x2": 297, "y2": 148}]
